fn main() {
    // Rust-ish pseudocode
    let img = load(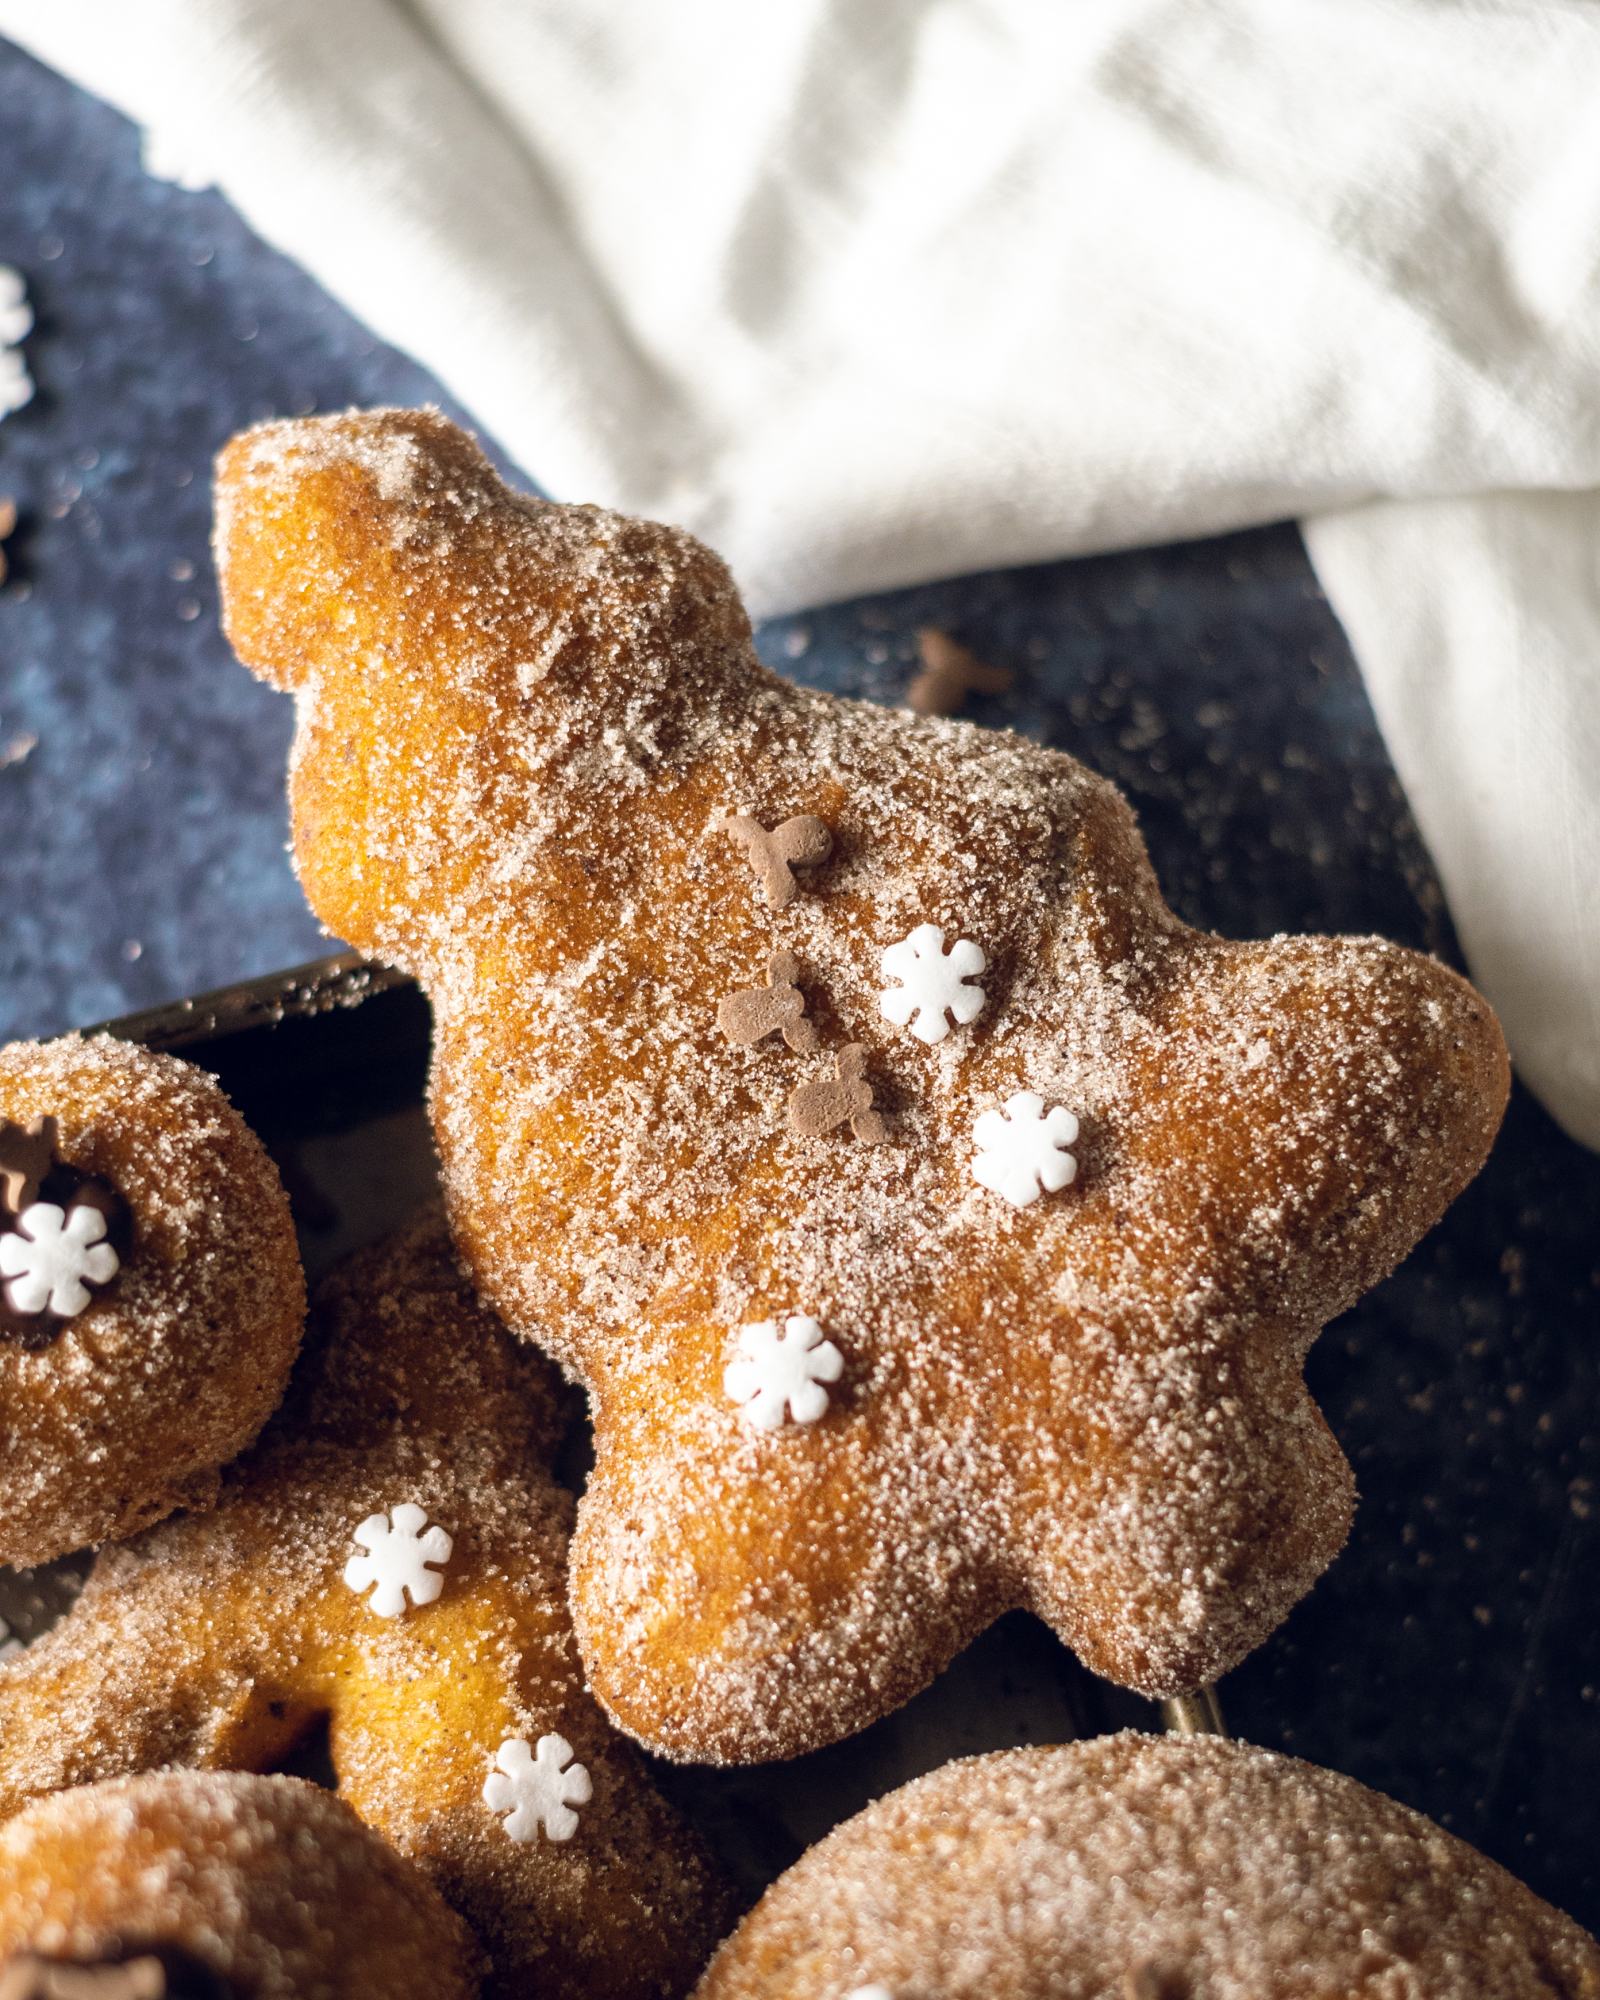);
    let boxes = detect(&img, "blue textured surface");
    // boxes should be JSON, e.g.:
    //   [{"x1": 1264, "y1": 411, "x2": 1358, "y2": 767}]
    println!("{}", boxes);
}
[{"x1": 2, "y1": 35, "x2": 1597, "y2": 1935}]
